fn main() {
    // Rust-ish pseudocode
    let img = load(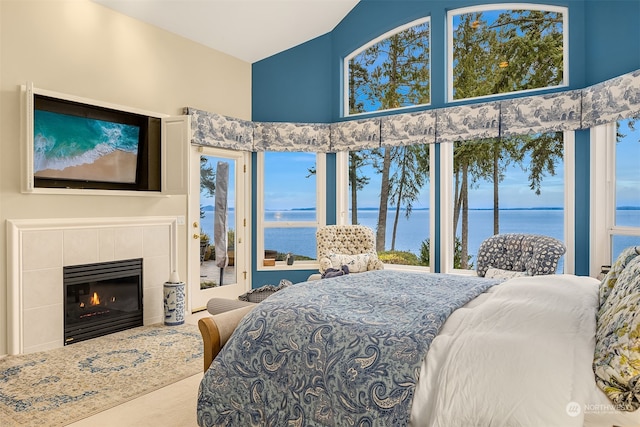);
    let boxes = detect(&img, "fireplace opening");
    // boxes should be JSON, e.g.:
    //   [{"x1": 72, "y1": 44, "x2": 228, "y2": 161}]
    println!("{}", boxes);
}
[{"x1": 64, "y1": 258, "x2": 143, "y2": 345}]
